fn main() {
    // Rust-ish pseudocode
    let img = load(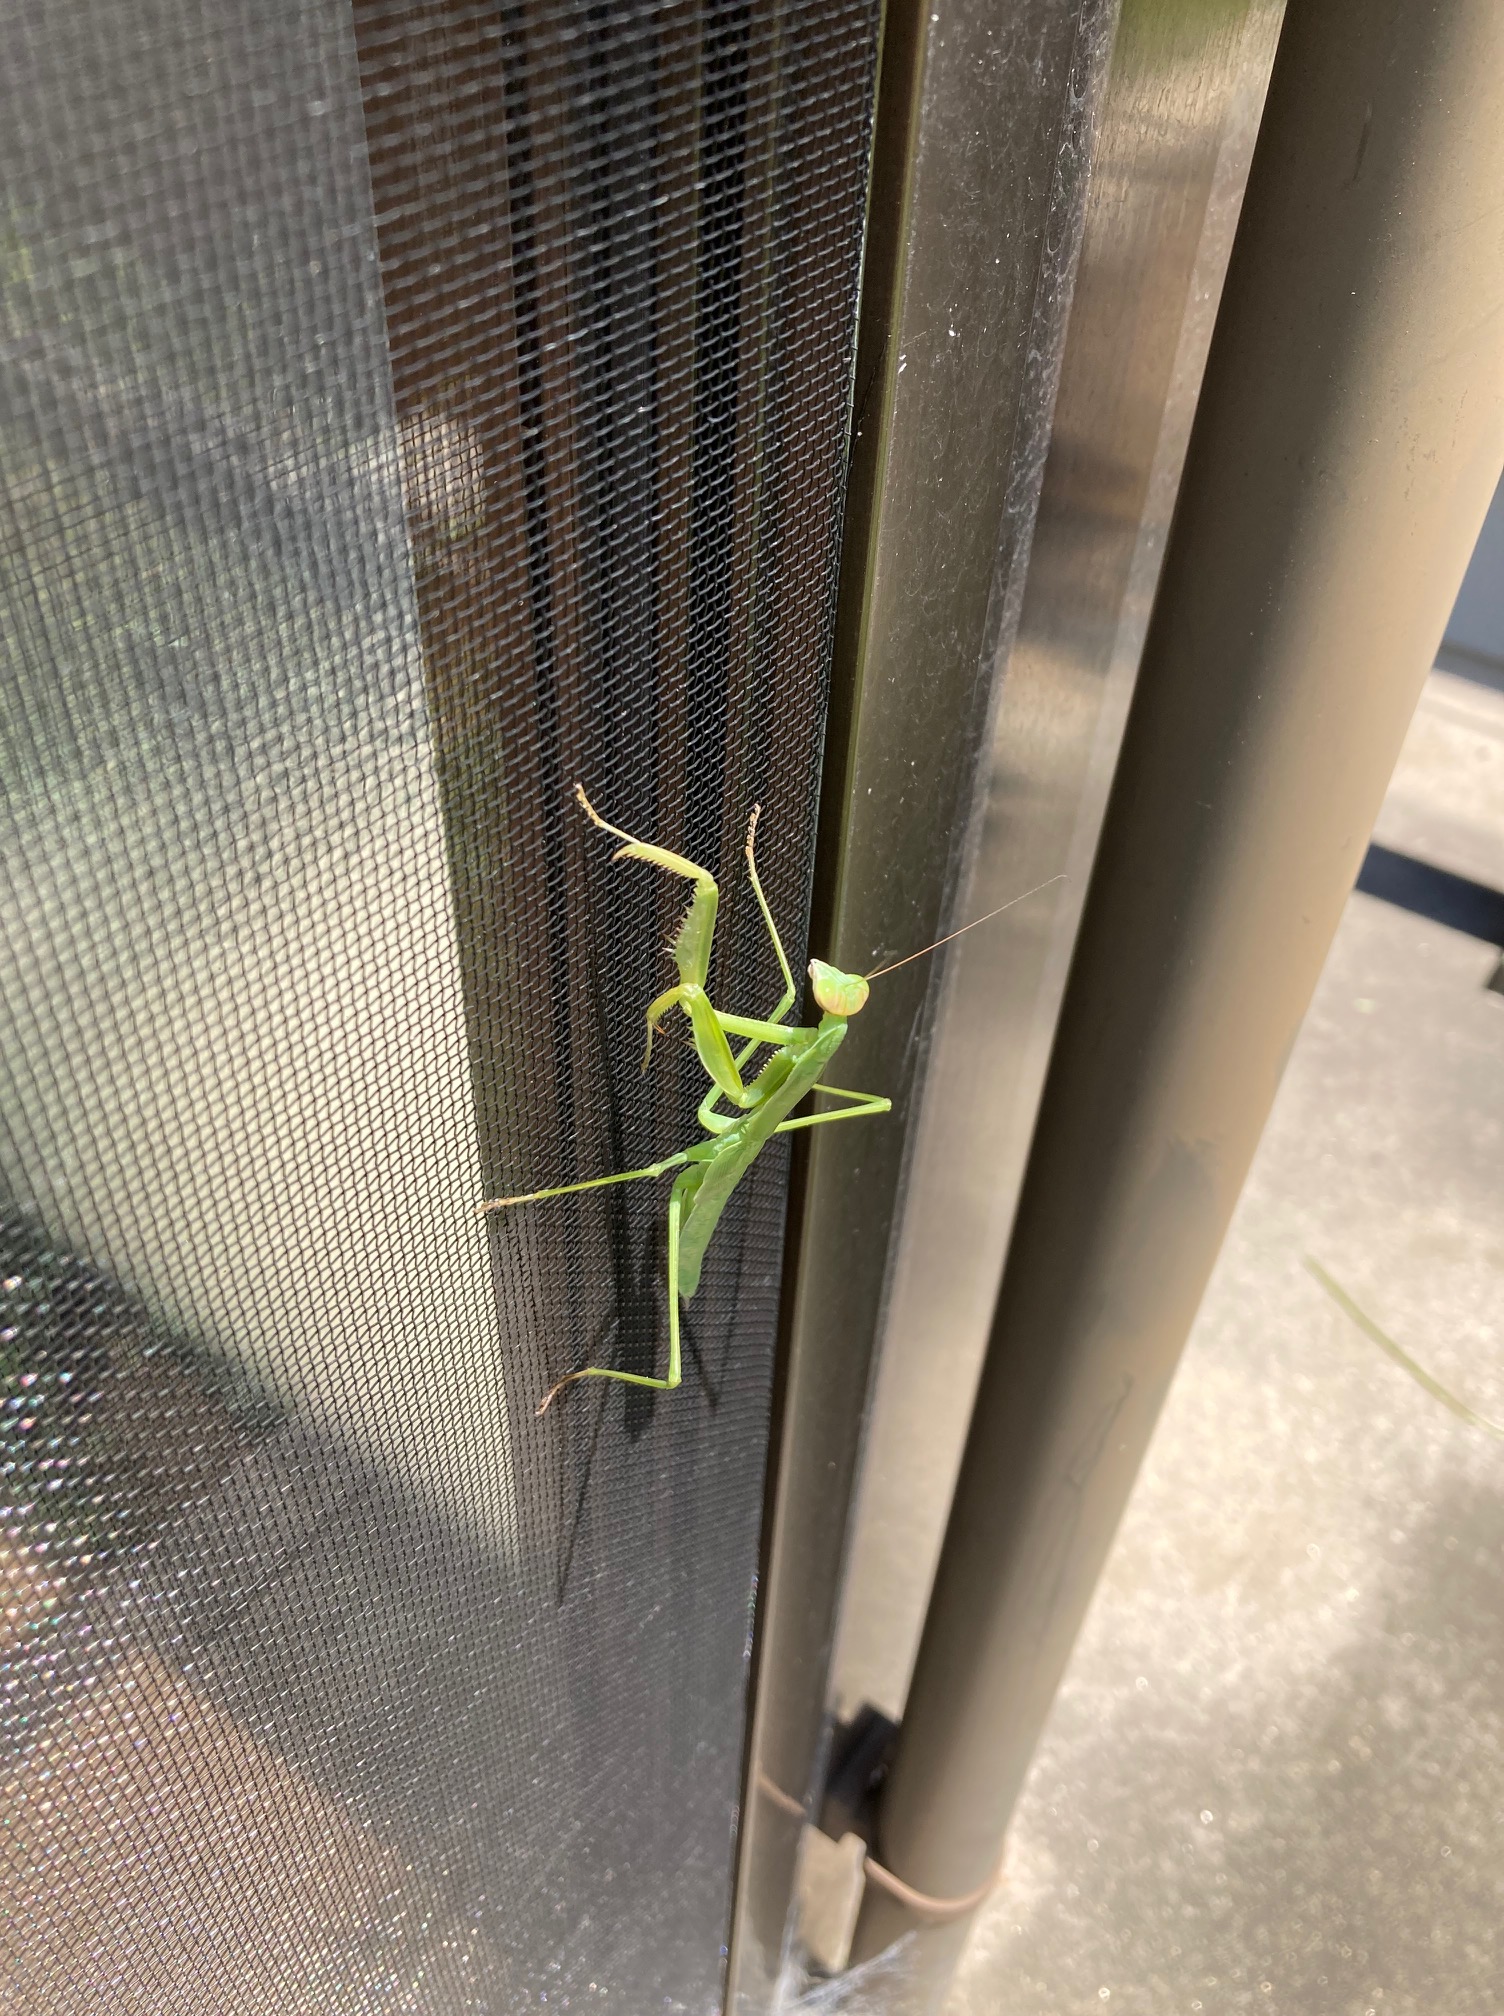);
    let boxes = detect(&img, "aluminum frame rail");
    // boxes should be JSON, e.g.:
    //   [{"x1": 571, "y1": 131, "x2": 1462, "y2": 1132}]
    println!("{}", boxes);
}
[
  {"x1": 725, "y1": 0, "x2": 1121, "y2": 2001},
  {"x1": 825, "y1": 0, "x2": 1285, "y2": 1824}
]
